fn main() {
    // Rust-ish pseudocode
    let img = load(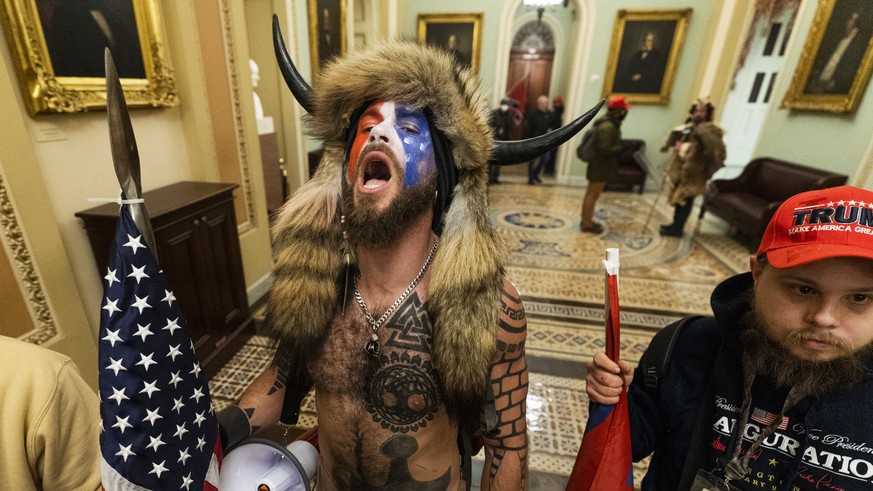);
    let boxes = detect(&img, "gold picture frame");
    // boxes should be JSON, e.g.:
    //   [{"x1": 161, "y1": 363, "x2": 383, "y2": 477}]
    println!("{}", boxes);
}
[
  {"x1": 602, "y1": 9, "x2": 692, "y2": 105},
  {"x1": 308, "y1": 0, "x2": 346, "y2": 76},
  {"x1": 782, "y1": 0, "x2": 873, "y2": 113},
  {"x1": 417, "y1": 12, "x2": 483, "y2": 73},
  {"x1": 0, "y1": 0, "x2": 177, "y2": 115}
]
